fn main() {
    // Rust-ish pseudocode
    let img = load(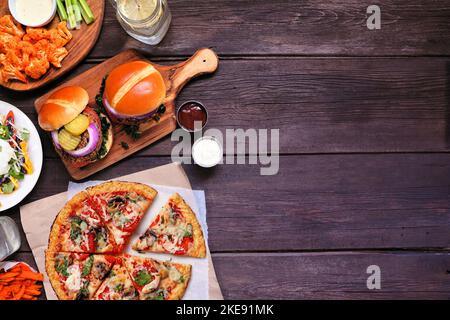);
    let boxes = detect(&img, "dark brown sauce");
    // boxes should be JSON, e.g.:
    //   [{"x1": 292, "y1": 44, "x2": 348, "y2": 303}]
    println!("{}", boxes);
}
[{"x1": 177, "y1": 102, "x2": 207, "y2": 131}]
